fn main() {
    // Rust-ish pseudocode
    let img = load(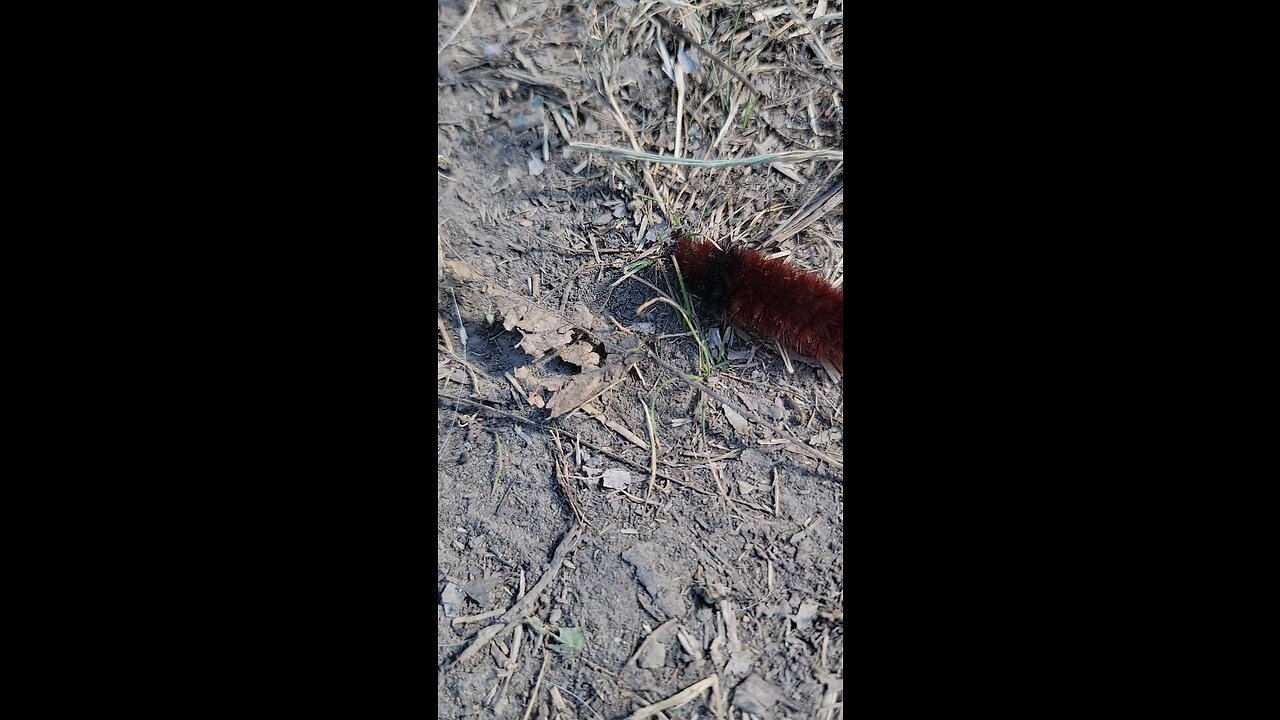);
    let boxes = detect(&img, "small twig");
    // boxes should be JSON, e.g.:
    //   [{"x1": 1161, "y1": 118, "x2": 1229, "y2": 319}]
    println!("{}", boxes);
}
[
  {"x1": 674, "y1": 62, "x2": 685, "y2": 165},
  {"x1": 773, "y1": 466, "x2": 781, "y2": 516},
  {"x1": 438, "y1": 393, "x2": 692, "y2": 486},
  {"x1": 720, "y1": 599, "x2": 741, "y2": 652},
  {"x1": 551, "y1": 430, "x2": 589, "y2": 527},
  {"x1": 771, "y1": 172, "x2": 844, "y2": 247},
  {"x1": 438, "y1": 312, "x2": 456, "y2": 355},
  {"x1": 521, "y1": 648, "x2": 552, "y2": 720},
  {"x1": 490, "y1": 430, "x2": 504, "y2": 495},
  {"x1": 583, "y1": 404, "x2": 650, "y2": 451},
  {"x1": 641, "y1": 395, "x2": 658, "y2": 504},
  {"x1": 450, "y1": 288, "x2": 468, "y2": 355},
  {"x1": 625, "y1": 673, "x2": 720, "y2": 720},
  {"x1": 609, "y1": 487, "x2": 660, "y2": 506},
  {"x1": 439, "y1": 345, "x2": 479, "y2": 395},
  {"x1": 571, "y1": 141, "x2": 842, "y2": 168},
  {"x1": 452, "y1": 607, "x2": 505, "y2": 626},
  {"x1": 753, "y1": 62, "x2": 843, "y2": 94}
]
